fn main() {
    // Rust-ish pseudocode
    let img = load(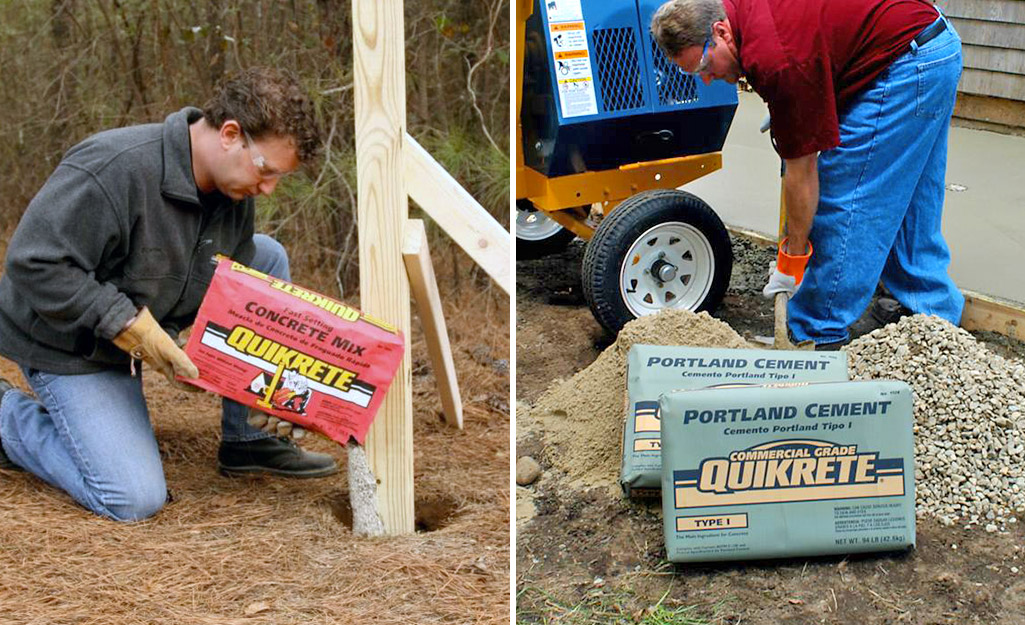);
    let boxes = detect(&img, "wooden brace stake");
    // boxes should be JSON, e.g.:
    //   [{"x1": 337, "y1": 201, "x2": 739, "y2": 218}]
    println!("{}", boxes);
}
[
  {"x1": 404, "y1": 133, "x2": 511, "y2": 294},
  {"x1": 402, "y1": 219, "x2": 463, "y2": 429}
]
